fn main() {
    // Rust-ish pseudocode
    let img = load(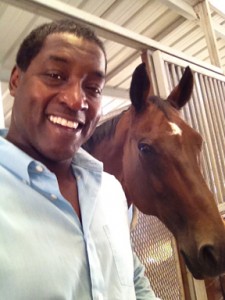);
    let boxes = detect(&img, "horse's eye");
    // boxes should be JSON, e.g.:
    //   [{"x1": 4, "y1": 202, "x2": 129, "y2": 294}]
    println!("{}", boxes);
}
[{"x1": 138, "y1": 143, "x2": 156, "y2": 155}]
